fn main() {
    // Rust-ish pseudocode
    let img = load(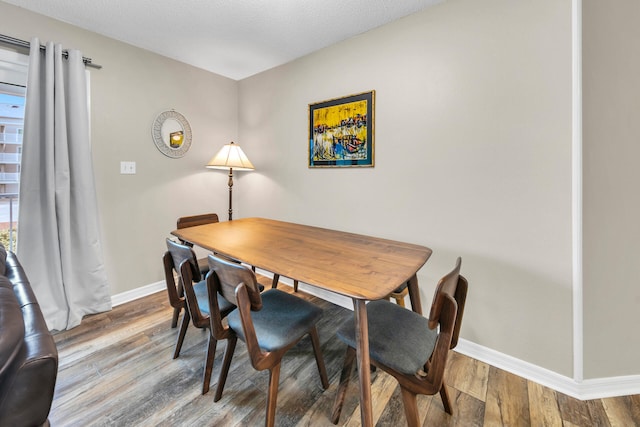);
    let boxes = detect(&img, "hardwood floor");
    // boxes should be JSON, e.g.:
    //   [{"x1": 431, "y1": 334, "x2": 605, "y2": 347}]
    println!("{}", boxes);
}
[{"x1": 50, "y1": 281, "x2": 640, "y2": 426}]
